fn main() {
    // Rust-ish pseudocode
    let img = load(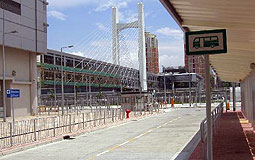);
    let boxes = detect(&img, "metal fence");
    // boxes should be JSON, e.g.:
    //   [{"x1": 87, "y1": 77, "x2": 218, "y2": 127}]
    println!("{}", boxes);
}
[
  {"x1": 200, "y1": 101, "x2": 224, "y2": 159},
  {"x1": 38, "y1": 98, "x2": 119, "y2": 116},
  {"x1": 0, "y1": 107, "x2": 155, "y2": 150}
]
